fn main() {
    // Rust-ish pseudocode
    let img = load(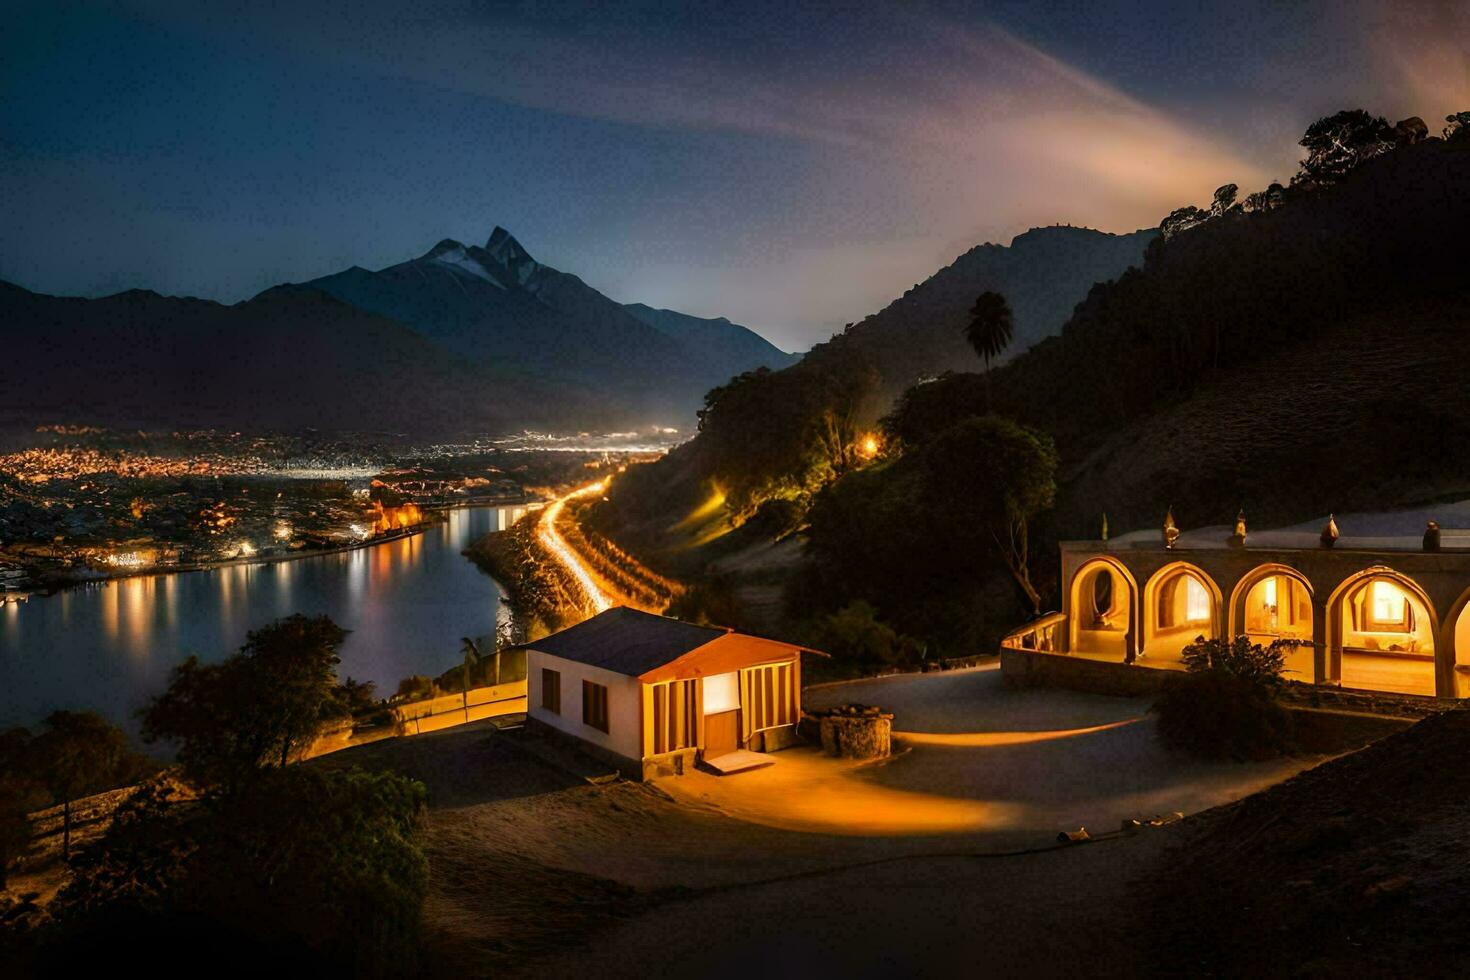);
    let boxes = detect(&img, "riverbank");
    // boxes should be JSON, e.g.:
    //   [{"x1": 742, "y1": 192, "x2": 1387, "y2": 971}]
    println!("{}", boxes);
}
[
  {"x1": 464, "y1": 510, "x2": 588, "y2": 642},
  {"x1": 2, "y1": 521, "x2": 441, "y2": 601}
]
